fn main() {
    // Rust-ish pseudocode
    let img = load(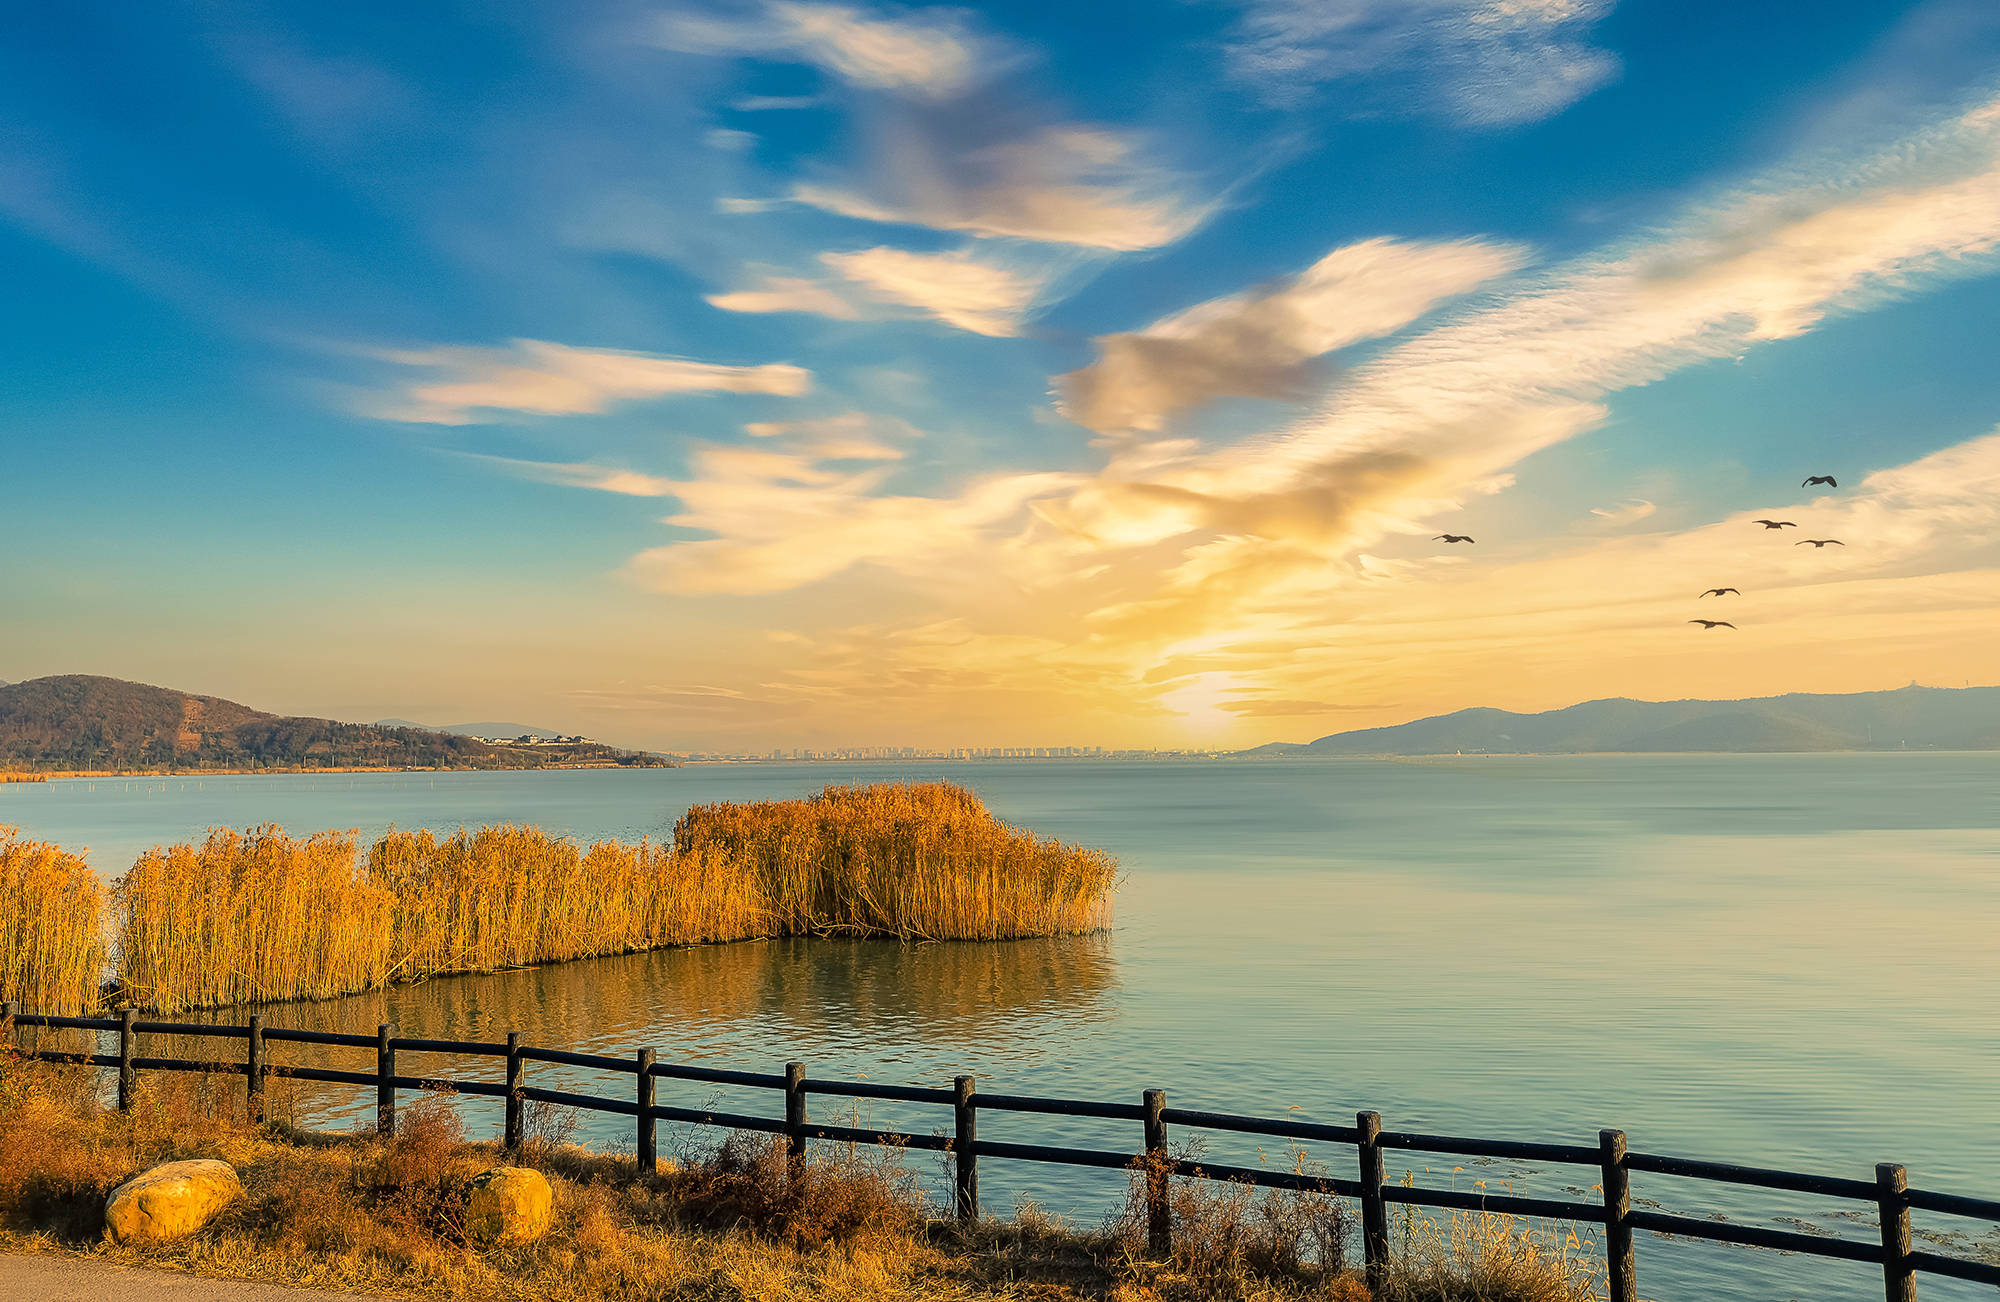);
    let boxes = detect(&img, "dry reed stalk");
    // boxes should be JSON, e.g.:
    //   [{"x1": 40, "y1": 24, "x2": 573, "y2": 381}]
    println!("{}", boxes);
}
[
  {"x1": 112, "y1": 826, "x2": 393, "y2": 1011},
  {"x1": 81, "y1": 783, "x2": 1113, "y2": 1010},
  {"x1": 674, "y1": 782, "x2": 1117, "y2": 941},
  {"x1": 0, "y1": 827, "x2": 106, "y2": 1013}
]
